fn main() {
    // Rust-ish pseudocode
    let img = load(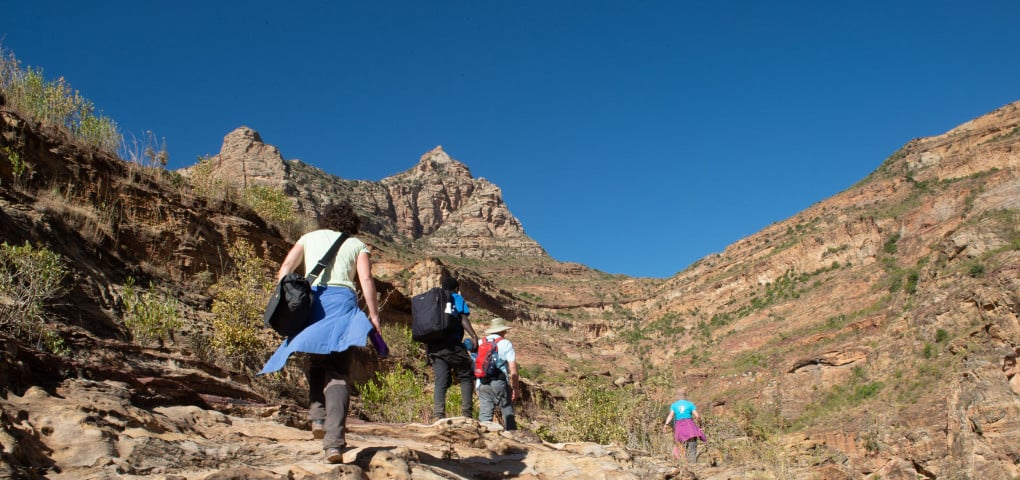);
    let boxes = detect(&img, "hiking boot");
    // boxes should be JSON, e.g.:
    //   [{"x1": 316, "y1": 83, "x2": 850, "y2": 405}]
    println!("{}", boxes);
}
[
  {"x1": 311, "y1": 420, "x2": 325, "y2": 439},
  {"x1": 324, "y1": 447, "x2": 344, "y2": 464}
]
